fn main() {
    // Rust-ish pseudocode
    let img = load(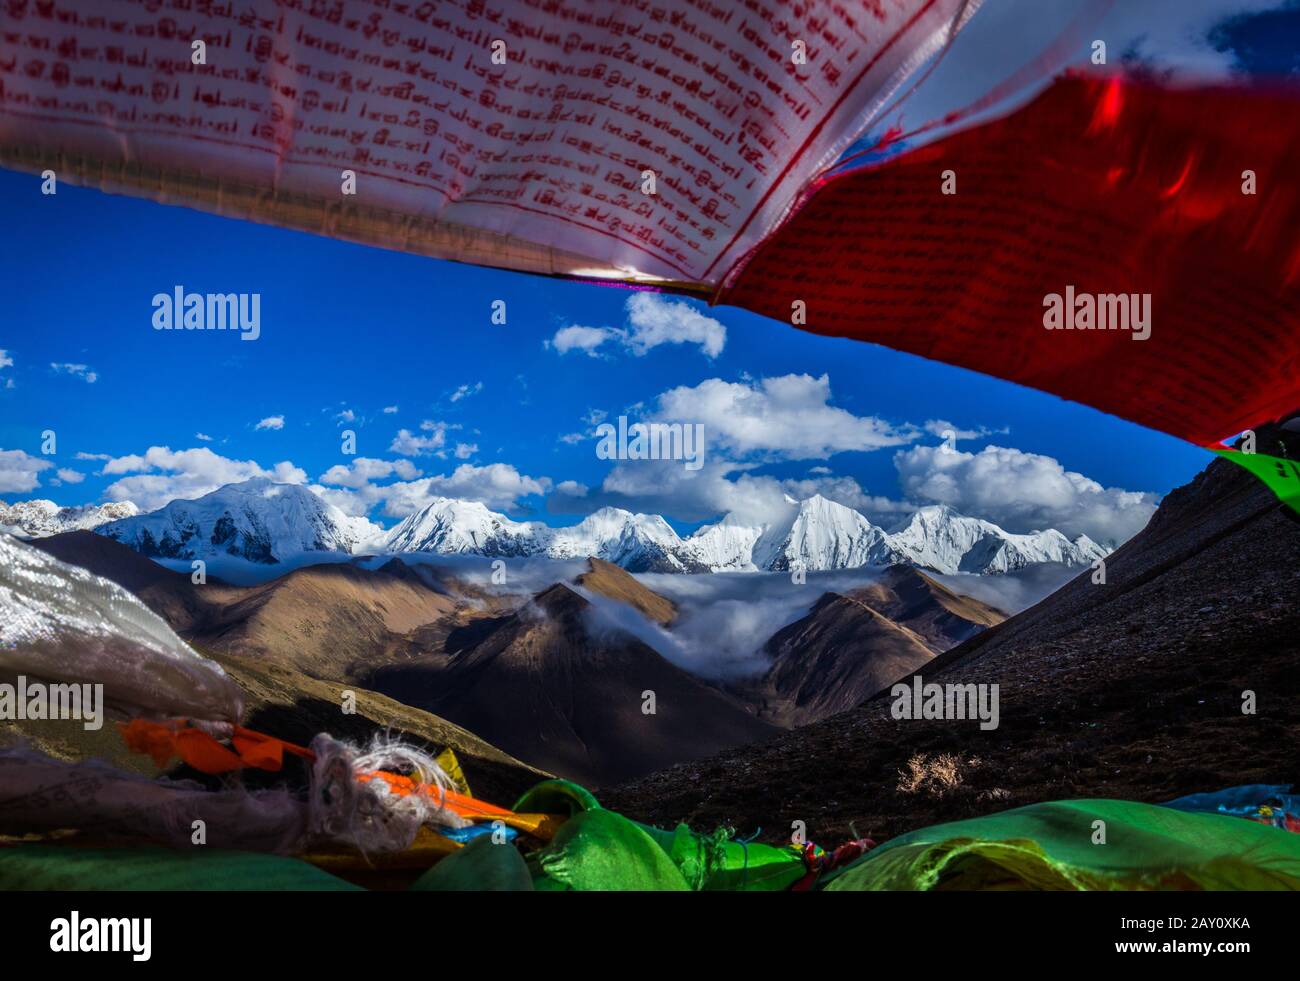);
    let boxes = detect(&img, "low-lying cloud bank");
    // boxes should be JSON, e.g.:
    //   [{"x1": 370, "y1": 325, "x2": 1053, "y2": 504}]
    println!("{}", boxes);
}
[{"x1": 148, "y1": 551, "x2": 1079, "y2": 680}]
